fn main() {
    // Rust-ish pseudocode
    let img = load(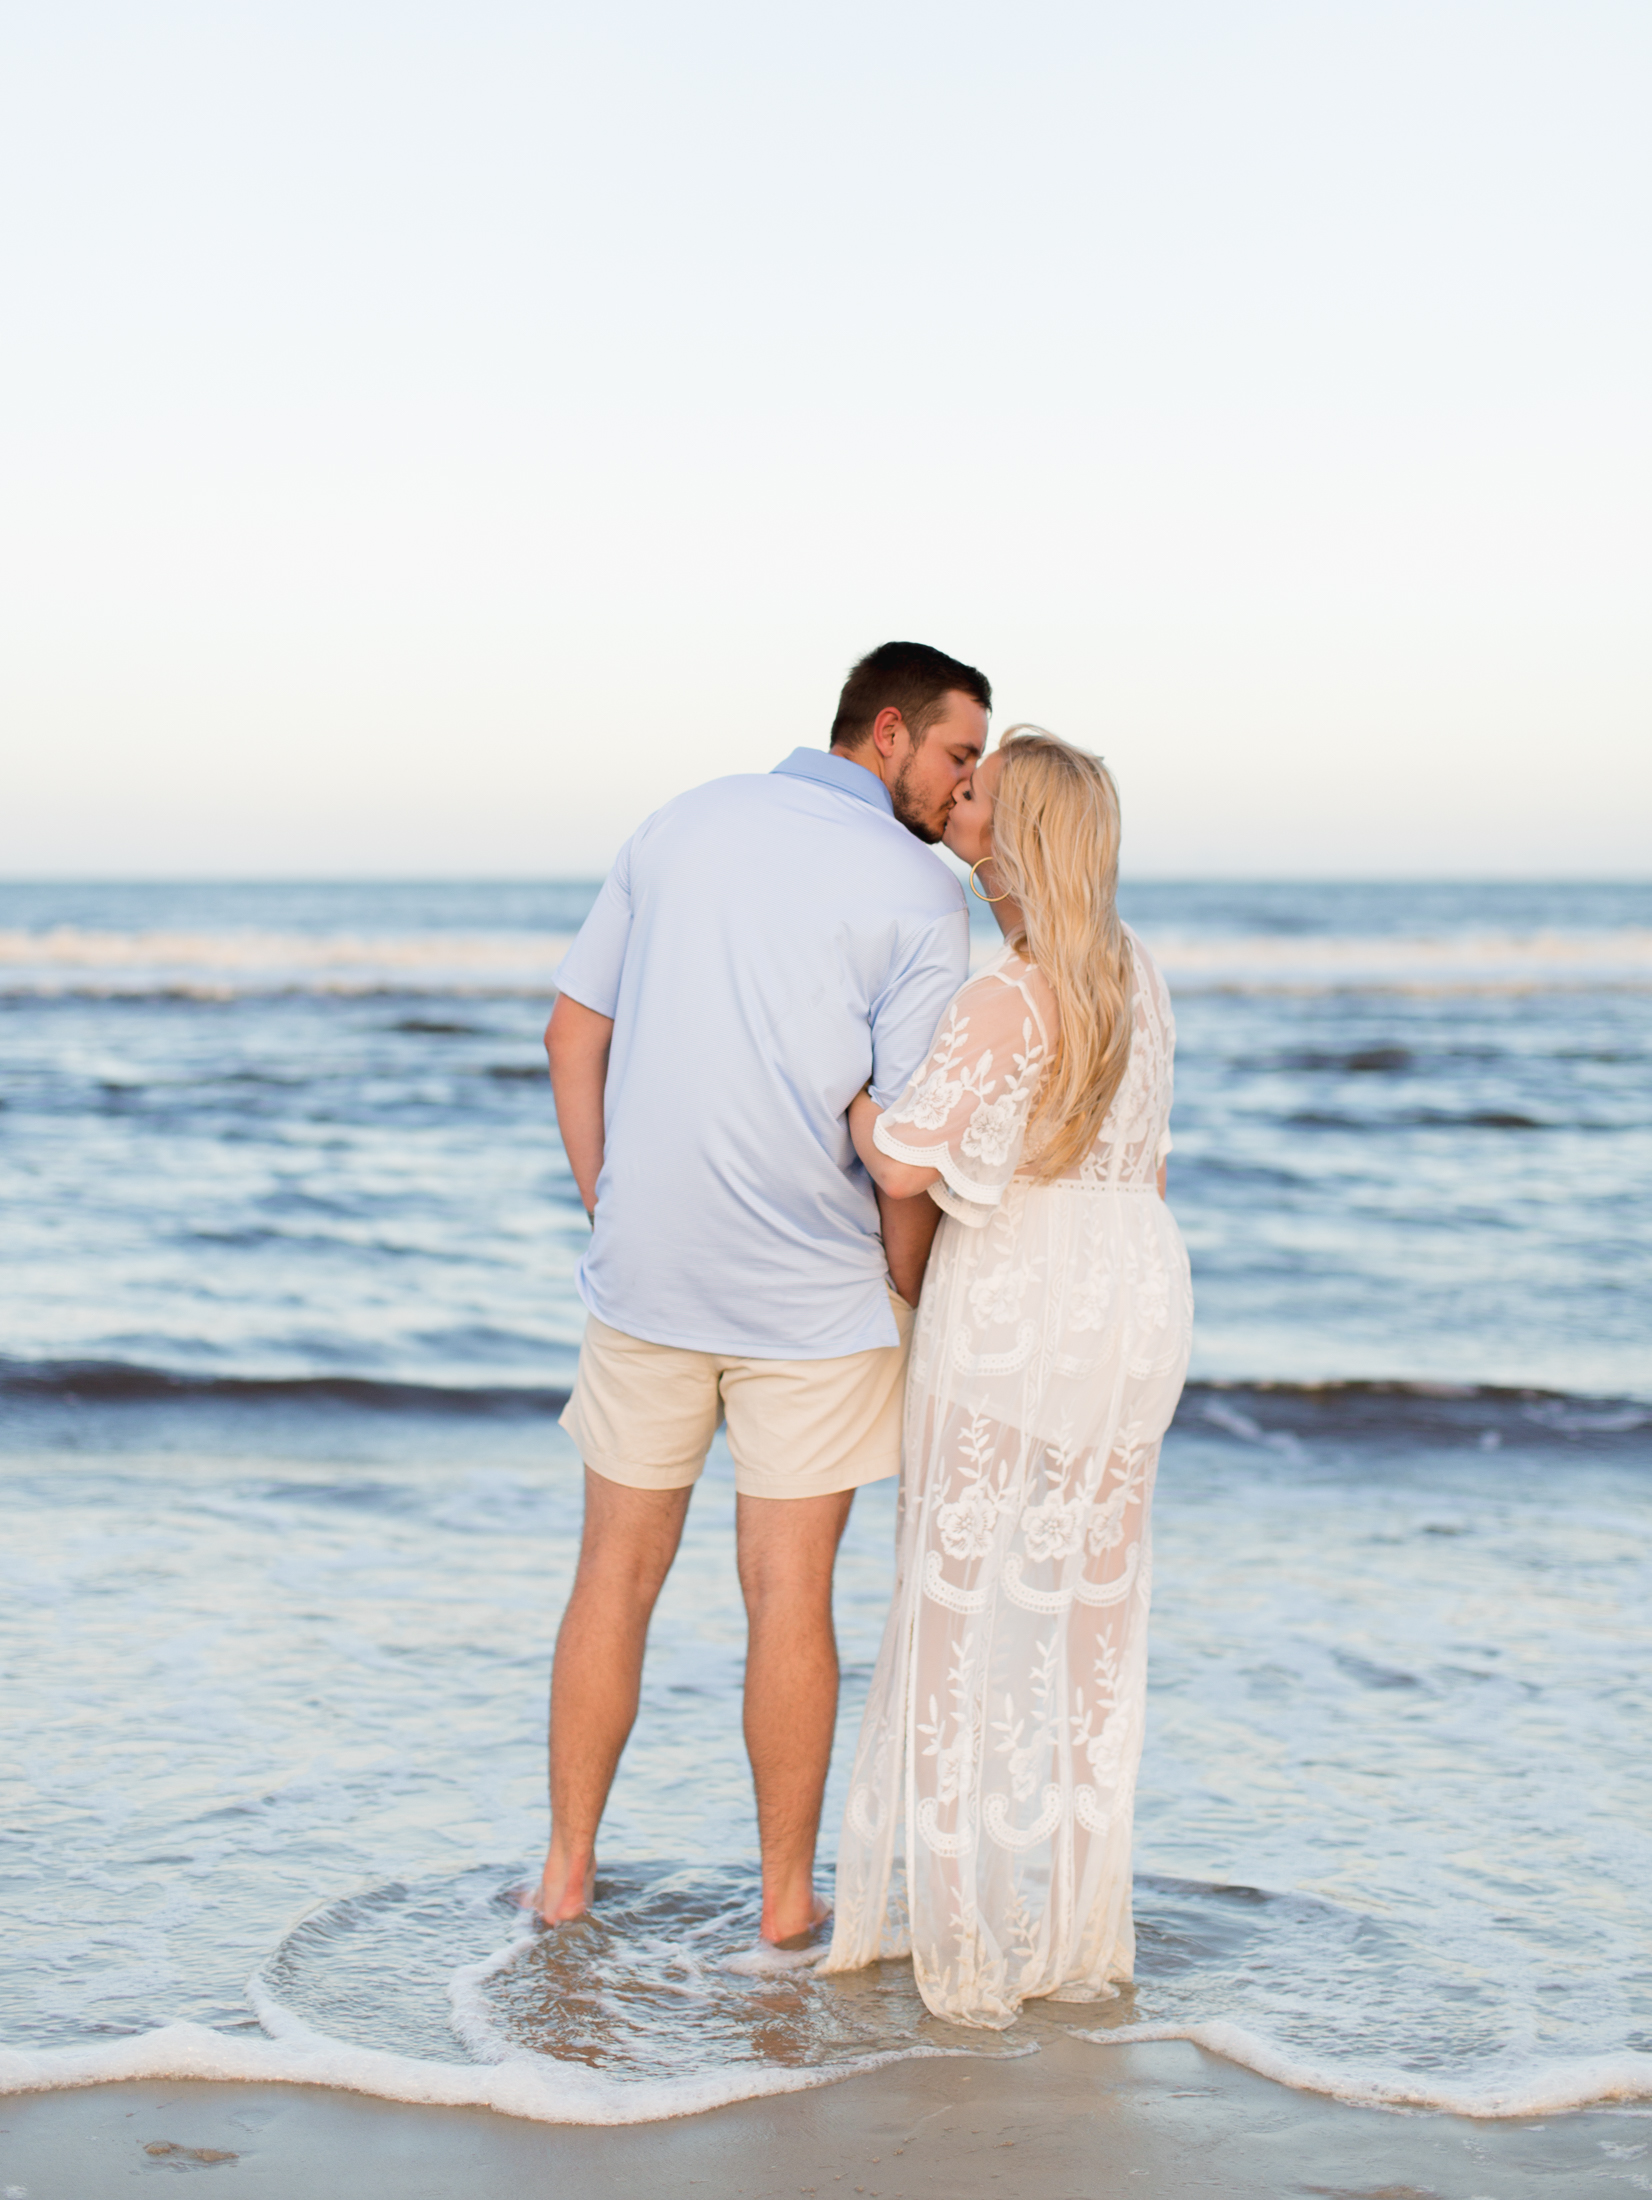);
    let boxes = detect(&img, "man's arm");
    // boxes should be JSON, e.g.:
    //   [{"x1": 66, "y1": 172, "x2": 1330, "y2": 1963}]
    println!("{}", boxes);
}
[
  {"x1": 866, "y1": 908, "x2": 970, "y2": 1108},
  {"x1": 854, "y1": 1087, "x2": 942, "y2": 1302},
  {"x1": 877, "y1": 1184, "x2": 941, "y2": 1308},
  {"x1": 546, "y1": 994, "x2": 614, "y2": 1221}
]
